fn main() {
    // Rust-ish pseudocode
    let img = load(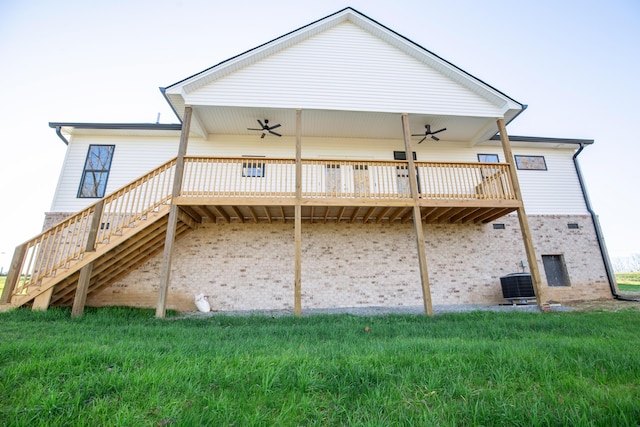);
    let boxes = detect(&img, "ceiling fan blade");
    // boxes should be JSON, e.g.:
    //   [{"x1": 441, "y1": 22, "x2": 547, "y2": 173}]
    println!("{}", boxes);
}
[
  {"x1": 247, "y1": 128, "x2": 262, "y2": 131},
  {"x1": 260, "y1": 133, "x2": 266, "y2": 139},
  {"x1": 417, "y1": 136, "x2": 427, "y2": 144},
  {"x1": 257, "y1": 120, "x2": 265, "y2": 128},
  {"x1": 431, "y1": 135, "x2": 440, "y2": 141},
  {"x1": 411, "y1": 133, "x2": 424, "y2": 137},
  {"x1": 269, "y1": 130, "x2": 282, "y2": 137},
  {"x1": 269, "y1": 124, "x2": 281, "y2": 130},
  {"x1": 432, "y1": 128, "x2": 447, "y2": 134}
]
